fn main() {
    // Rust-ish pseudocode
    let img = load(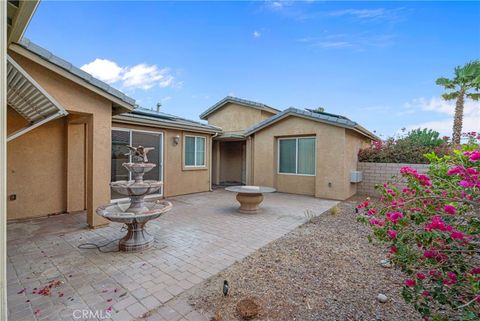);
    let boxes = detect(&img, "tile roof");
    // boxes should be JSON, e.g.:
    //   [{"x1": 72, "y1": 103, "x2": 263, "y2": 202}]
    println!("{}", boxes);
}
[
  {"x1": 200, "y1": 96, "x2": 280, "y2": 119},
  {"x1": 16, "y1": 38, "x2": 136, "y2": 107},
  {"x1": 244, "y1": 107, "x2": 379, "y2": 140},
  {"x1": 114, "y1": 107, "x2": 222, "y2": 133}
]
